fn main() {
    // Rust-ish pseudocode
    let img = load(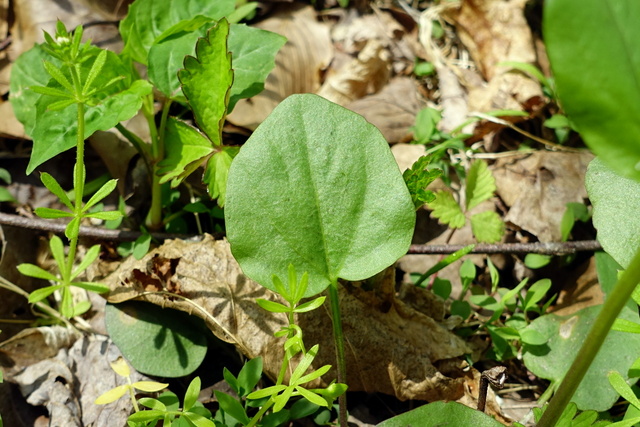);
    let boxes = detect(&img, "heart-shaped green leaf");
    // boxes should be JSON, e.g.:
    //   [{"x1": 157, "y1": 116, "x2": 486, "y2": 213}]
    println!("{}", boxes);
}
[
  {"x1": 105, "y1": 301, "x2": 208, "y2": 377},
  {"x1": 119, "y1": 0, "x2": 234, "y2": 65},
  {"x1": 522, "y1": 304, "x2": 640, "y2": 411},
  {"x1": 377, "y1": 401, "x2": 504, "y2": 427},
  {"x1": 225, "y1": 94, "x2": 415, "y2": 297},
  {"x1": 544, "y1": 0, "x2": 640, "y2": 181},
  {"x1": 149, "y1": 20, "x2": 284, "y2": 108},
  {"x1": 585, "y1": 157, "x2": 640, "y2": 268}
]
